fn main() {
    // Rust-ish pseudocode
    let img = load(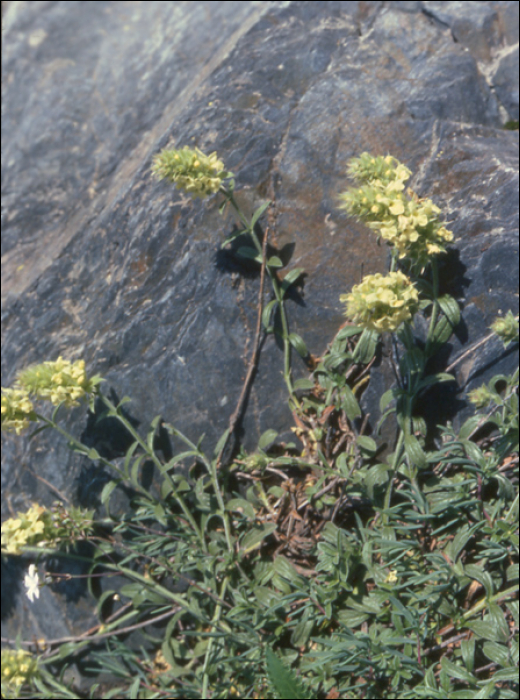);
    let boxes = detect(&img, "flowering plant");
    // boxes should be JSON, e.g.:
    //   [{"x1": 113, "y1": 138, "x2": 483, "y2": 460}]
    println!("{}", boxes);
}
[
  {"x1": 340, "y1": 270, "x2": 419, "y2": 333},
  {"x1": 152, "y1": 145, "x2": 231, "y2": 199},
  {"x1": 1, "y1": 149, "x2": 517, "y2": 700},
  {"x1": 339, "y1": 152, "x2": 453, "y2": 267}
]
